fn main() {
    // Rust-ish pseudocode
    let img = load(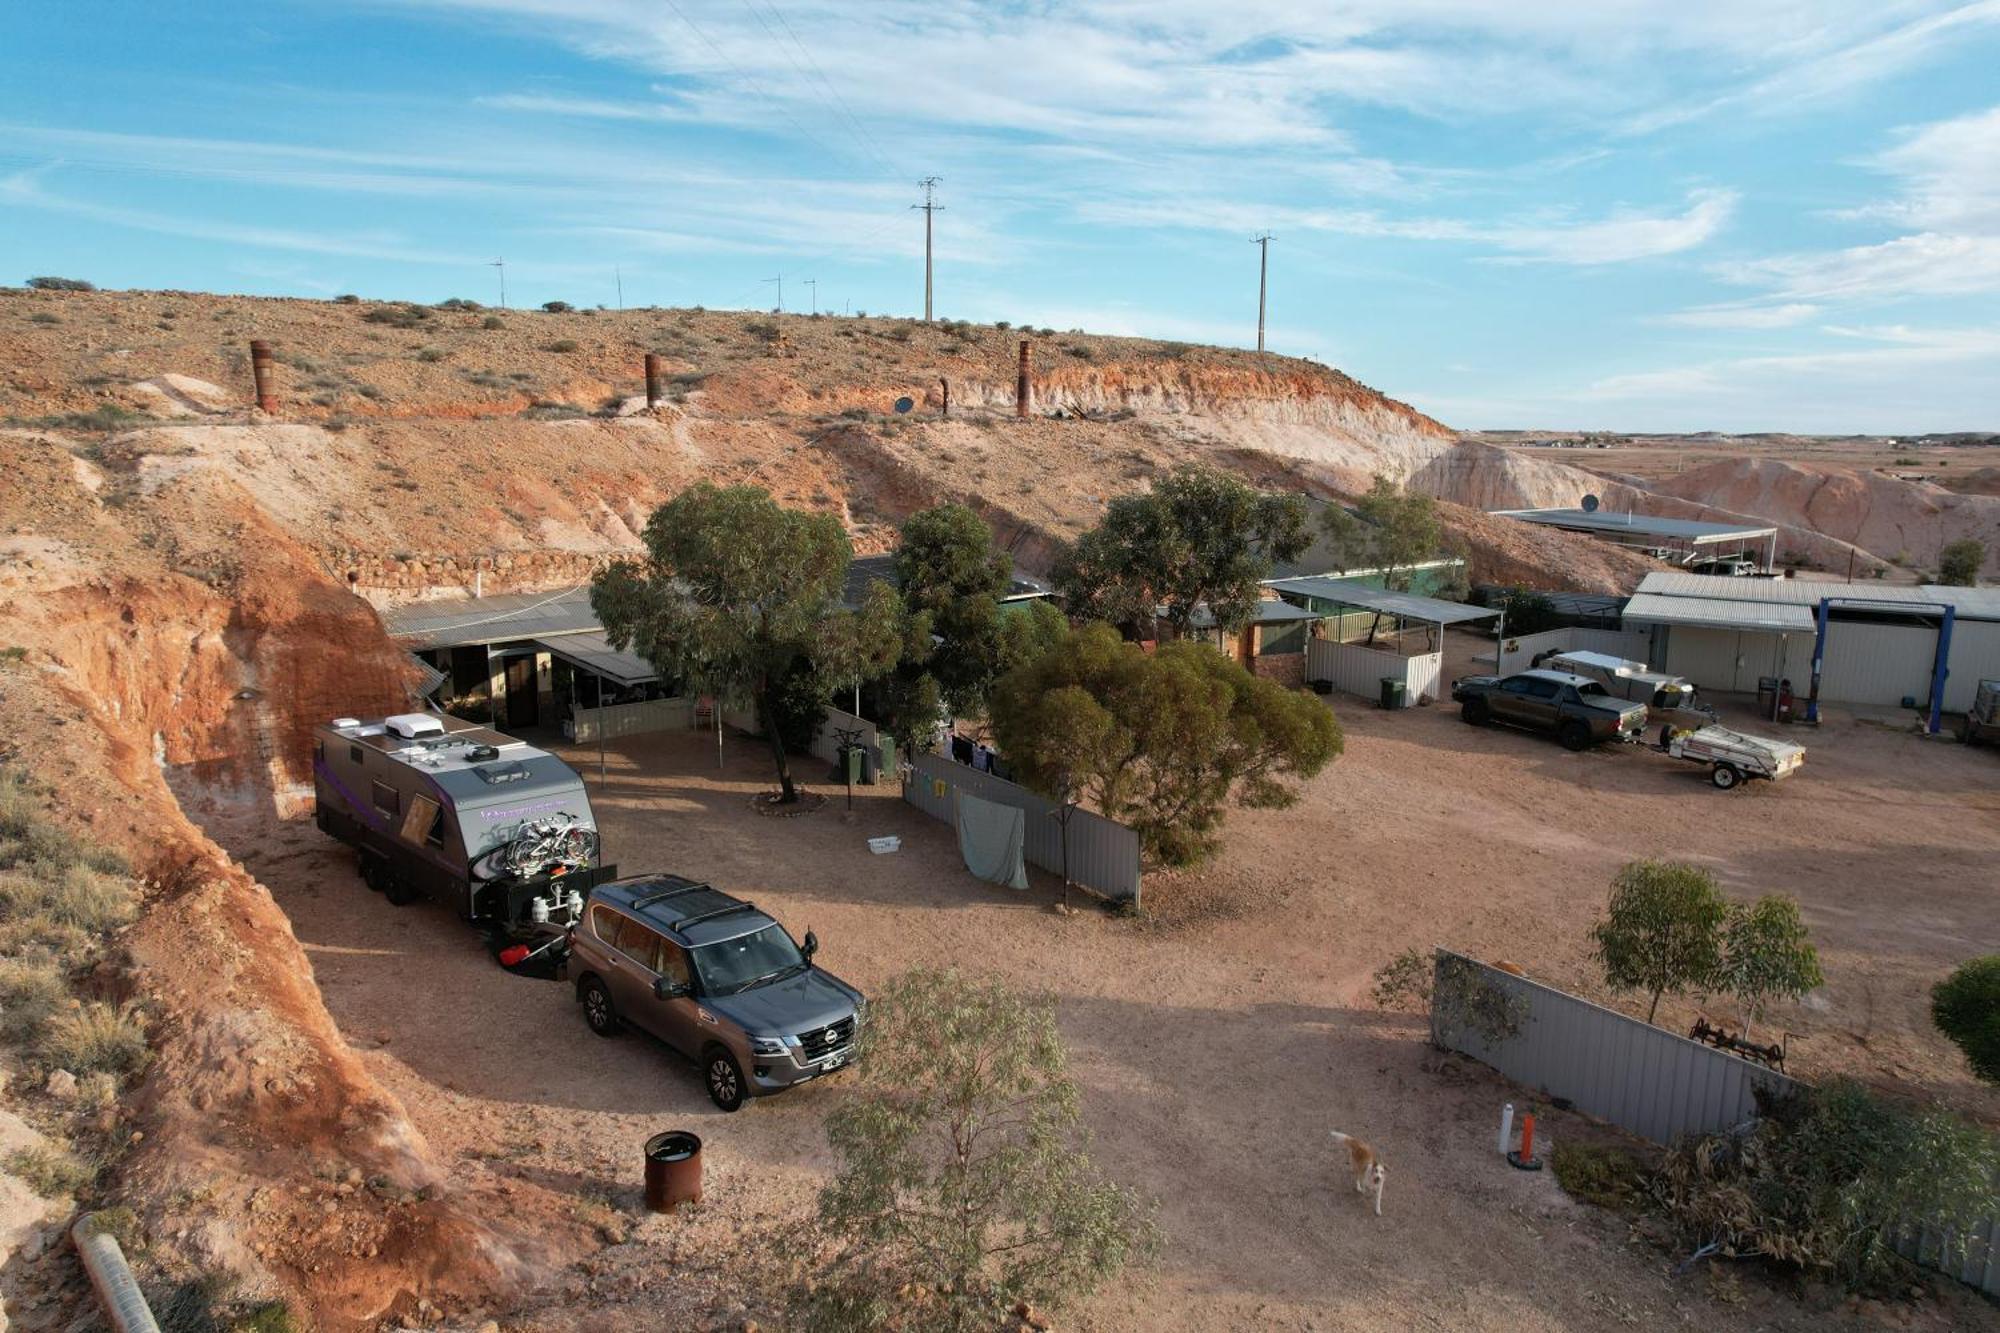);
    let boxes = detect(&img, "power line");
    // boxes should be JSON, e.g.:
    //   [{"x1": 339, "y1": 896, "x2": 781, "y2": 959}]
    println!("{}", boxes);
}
[
  {"x1": 736, "y1": 0, "x2": 901, "y2": 183},
  {"x1": 660, "y1": 0, "x2": 857, "y2": 175},
  {"x1": 763, "y1": 273, "x2": 784, "y2": 312},
  {"x1": 913, "y1": 176, "x2": 943, "y2": 321}
]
